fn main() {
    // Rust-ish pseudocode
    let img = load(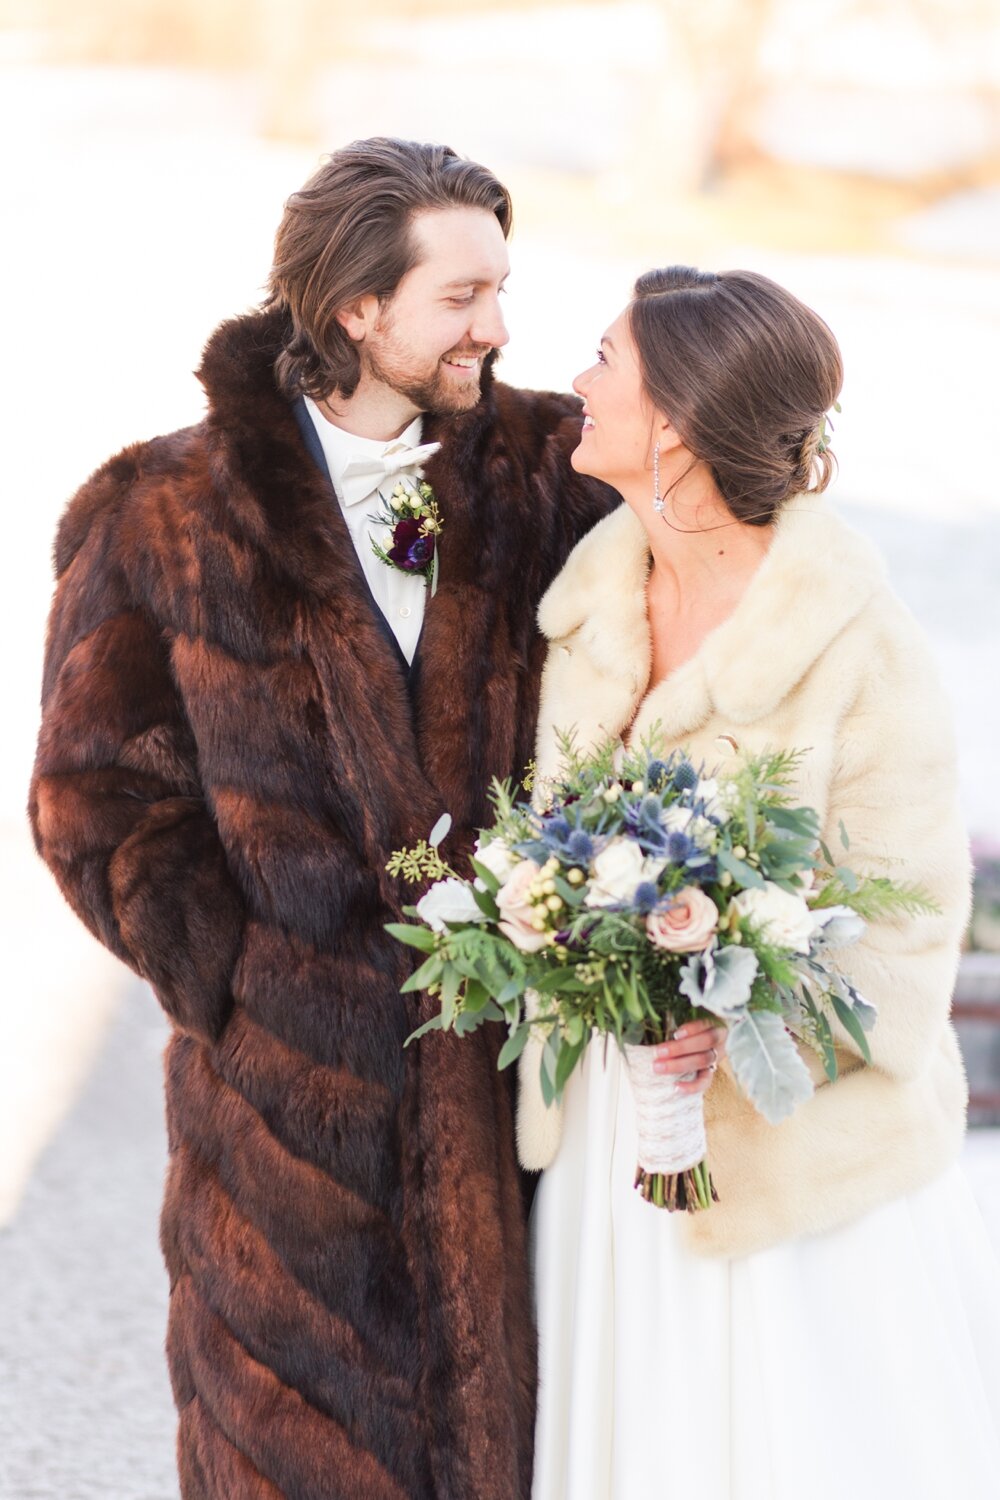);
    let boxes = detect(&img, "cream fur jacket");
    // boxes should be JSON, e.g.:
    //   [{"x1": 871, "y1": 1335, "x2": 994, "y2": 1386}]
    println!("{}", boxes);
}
[{"x1": 518, "y1": 495, "x2": 971, "y2": 1259}]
